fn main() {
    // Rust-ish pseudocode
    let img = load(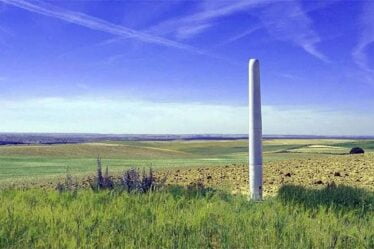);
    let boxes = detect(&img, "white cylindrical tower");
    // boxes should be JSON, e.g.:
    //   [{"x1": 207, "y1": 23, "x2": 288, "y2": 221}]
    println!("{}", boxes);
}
[{"x1": 249, "y1": 59, "x2": 263, "y2": 200}]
